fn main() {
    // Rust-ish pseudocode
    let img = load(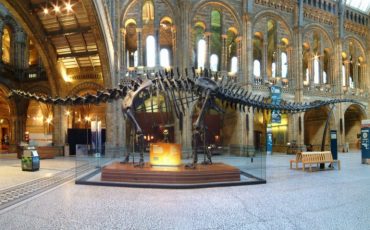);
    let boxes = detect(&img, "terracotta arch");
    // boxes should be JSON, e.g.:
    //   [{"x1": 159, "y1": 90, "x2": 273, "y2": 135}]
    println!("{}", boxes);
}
[
  {"x1": 343, "y1": 36, "x2": 366, "y2": 61},
  {"x1": 191, "y1": 0, "x2": 242, "y2": 33},
  {"x1": 303, "y1": 23, "x2": 334, "y2": 50},
  {"x1": 253, "y1": 10, "x2": 293, "y2": 41},
  {"x1": 121, "y1": 0, "x2": 178, "y2": 28}
]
